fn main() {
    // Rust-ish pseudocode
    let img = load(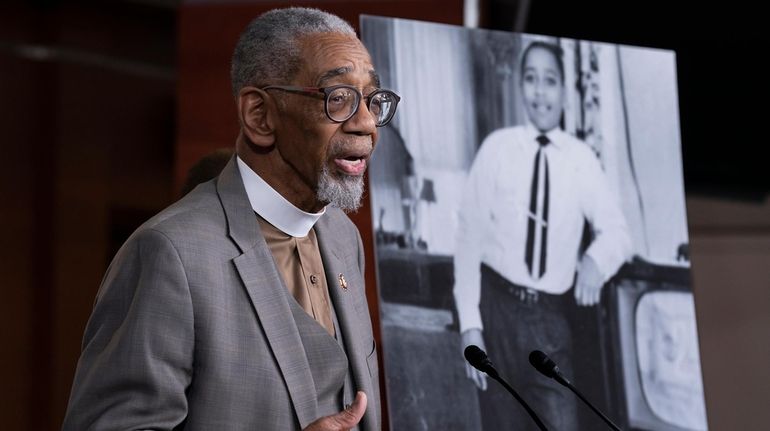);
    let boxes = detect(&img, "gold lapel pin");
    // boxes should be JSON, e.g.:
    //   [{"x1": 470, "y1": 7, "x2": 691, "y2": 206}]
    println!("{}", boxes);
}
[{"x1": 338, "y1": 273, "x2": 348, "y2": 290}]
